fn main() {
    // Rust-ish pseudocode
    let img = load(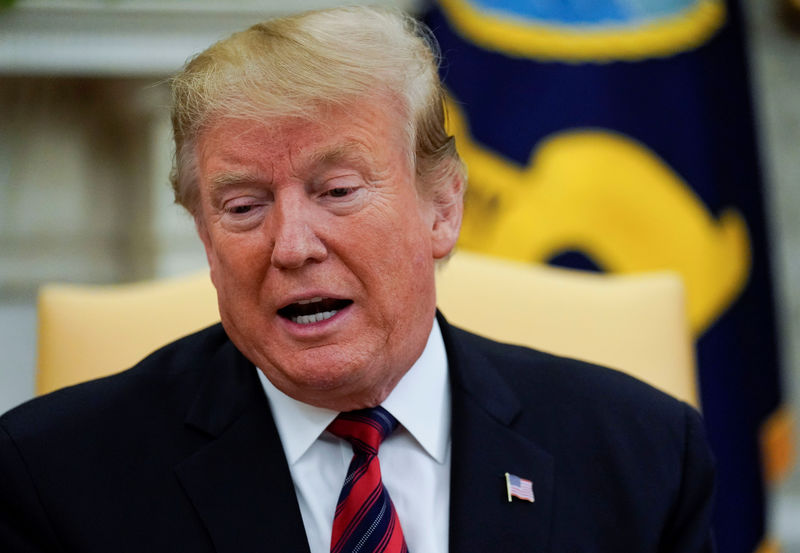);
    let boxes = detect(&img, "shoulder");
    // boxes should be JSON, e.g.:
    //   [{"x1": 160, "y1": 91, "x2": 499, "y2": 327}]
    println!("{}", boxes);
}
[
  {"x1": 0, "y1": 323, "x2": 231, "y2": 441},
  {"x1": 446, "y1": 322, "x2": 685, "y2": 414},
  {"x1": 0, "y1": 323, "x2": 263, "y2": 551}
]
